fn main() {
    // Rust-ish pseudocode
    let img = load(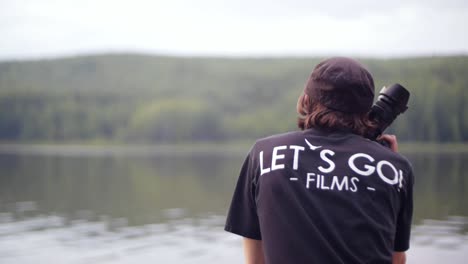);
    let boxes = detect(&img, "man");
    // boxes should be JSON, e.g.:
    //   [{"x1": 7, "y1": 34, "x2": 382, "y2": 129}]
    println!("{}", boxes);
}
[{"x1": 225, "y1": 57, "x2": 413, "y2": 264}]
